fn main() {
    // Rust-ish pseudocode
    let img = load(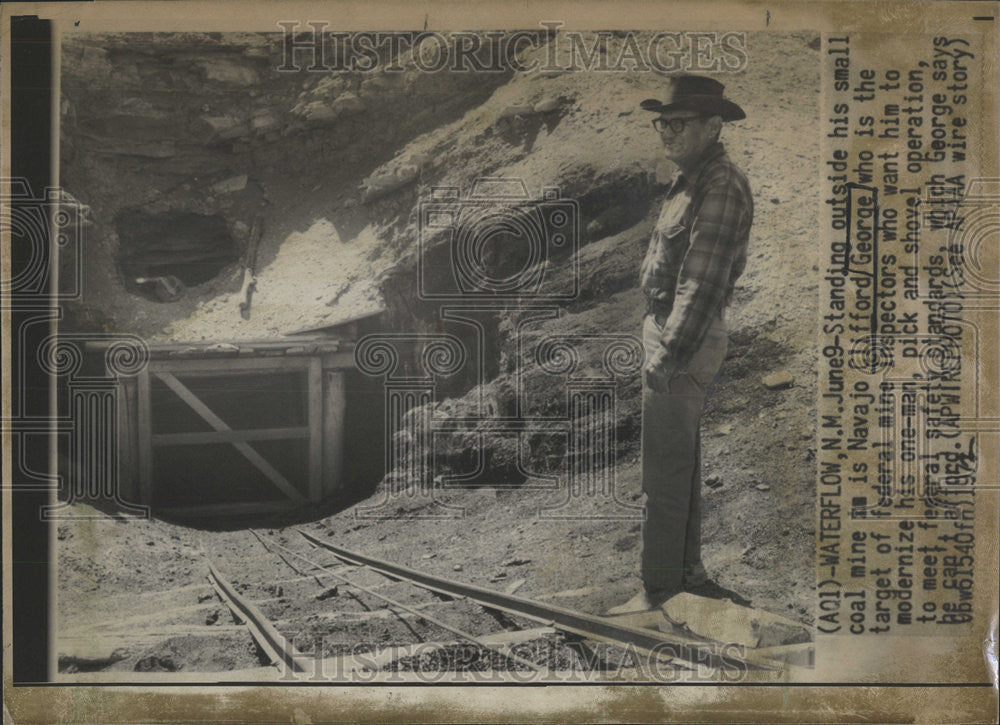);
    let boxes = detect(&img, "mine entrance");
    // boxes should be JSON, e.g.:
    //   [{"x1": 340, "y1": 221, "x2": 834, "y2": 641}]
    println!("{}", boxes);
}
[
  {"x1": 115, "y1": 209, "x2": 239, "y2": 291},
  {"x1": 149, "y1": 370, "x2": 311, "y2": 508},
  {"x1": 105, "y1": 340, "x2": 363, "y2": 518}
]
